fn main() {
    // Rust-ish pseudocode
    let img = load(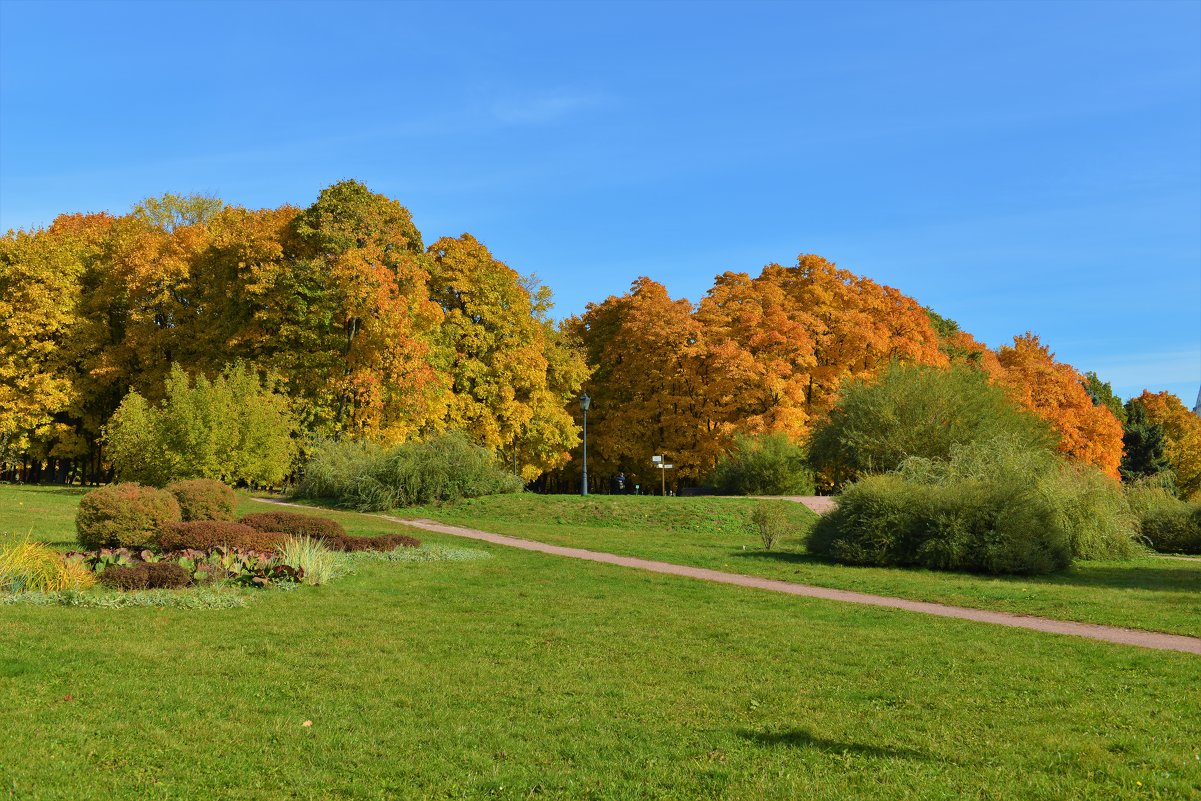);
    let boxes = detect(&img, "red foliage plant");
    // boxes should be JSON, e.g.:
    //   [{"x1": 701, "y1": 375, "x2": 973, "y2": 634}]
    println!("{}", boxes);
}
[{"x1": 159, "y1": 521, "x2": 289, "y2": 552}]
